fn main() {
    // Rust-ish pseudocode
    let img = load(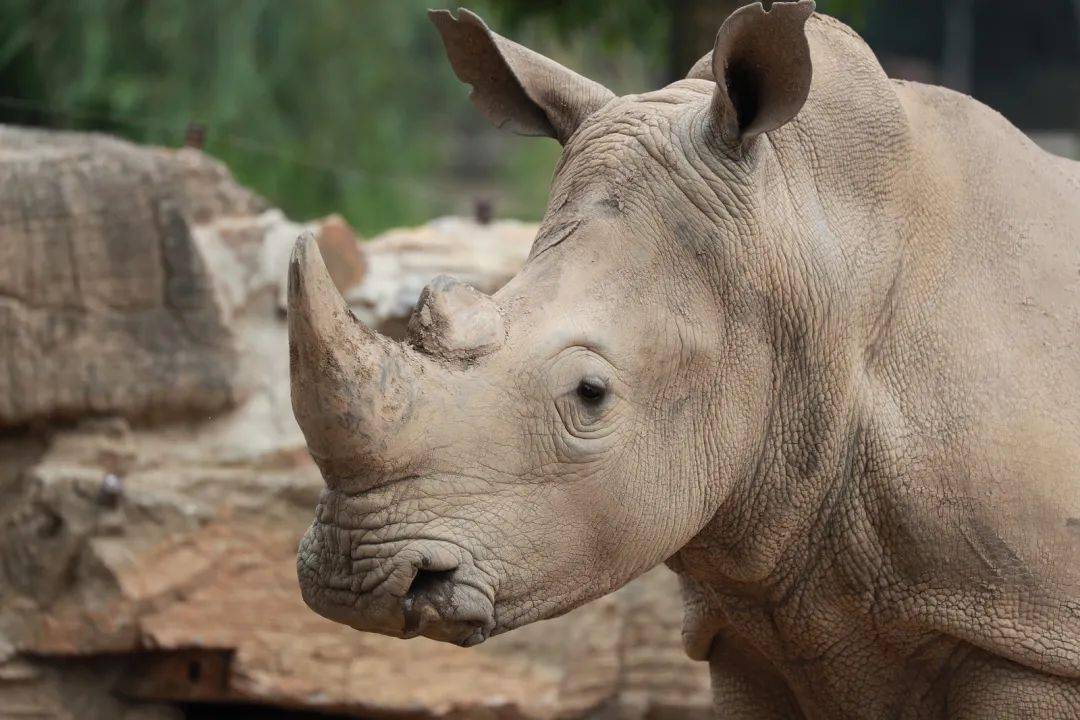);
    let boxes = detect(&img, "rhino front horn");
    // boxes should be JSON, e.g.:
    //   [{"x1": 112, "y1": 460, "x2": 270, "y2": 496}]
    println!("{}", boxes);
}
[
  {"x1": 288, "y1": 233, "x2": 415, "y2": 475},
  {"x1": 407, "y1": 275, "x2": 505, "y2": 362}
]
